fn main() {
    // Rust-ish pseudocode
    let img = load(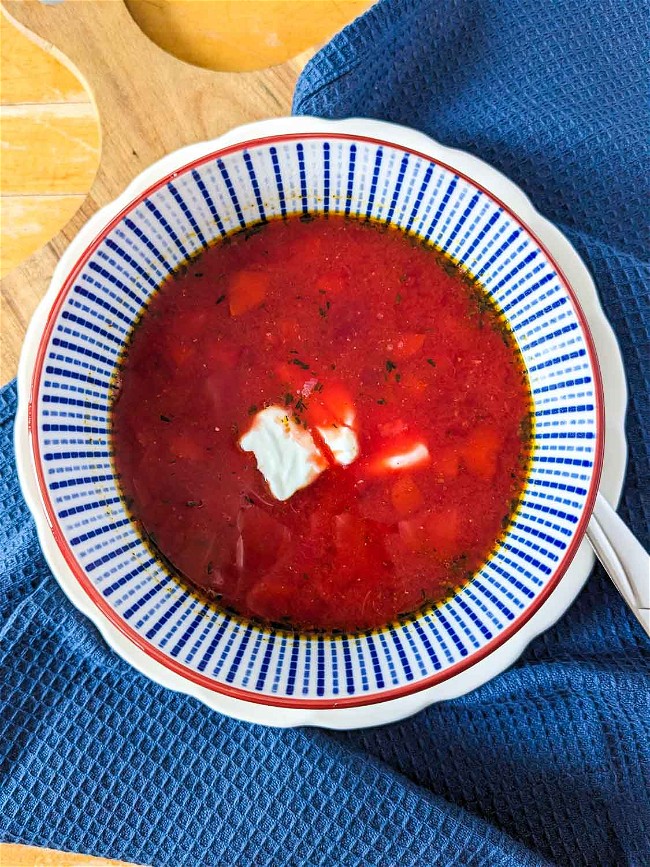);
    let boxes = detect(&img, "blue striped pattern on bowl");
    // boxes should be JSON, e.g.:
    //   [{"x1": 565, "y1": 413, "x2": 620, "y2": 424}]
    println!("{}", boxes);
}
[{"x1": 33, "y1": 135, "x2": 601, "y2": 704}]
